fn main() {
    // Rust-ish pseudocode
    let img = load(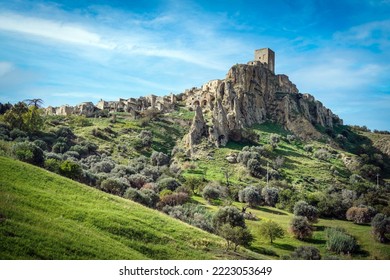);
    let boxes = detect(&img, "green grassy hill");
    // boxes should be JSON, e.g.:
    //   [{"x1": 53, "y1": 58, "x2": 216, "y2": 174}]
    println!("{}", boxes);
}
[{"x1": 0, "y1": 156, "x2": 266, "y2": 260}]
